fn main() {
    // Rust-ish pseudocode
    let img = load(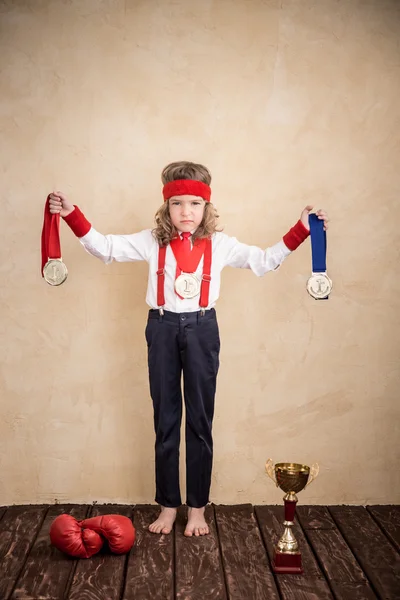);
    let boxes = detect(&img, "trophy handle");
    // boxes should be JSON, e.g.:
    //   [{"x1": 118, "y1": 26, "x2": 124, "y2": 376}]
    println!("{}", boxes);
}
[
  {"x1": 265, "y1": 458, "x2": 278, "y2": 486},
  {"x1": 305, "y1": 462, "x2": 319, "y2": 488}
]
